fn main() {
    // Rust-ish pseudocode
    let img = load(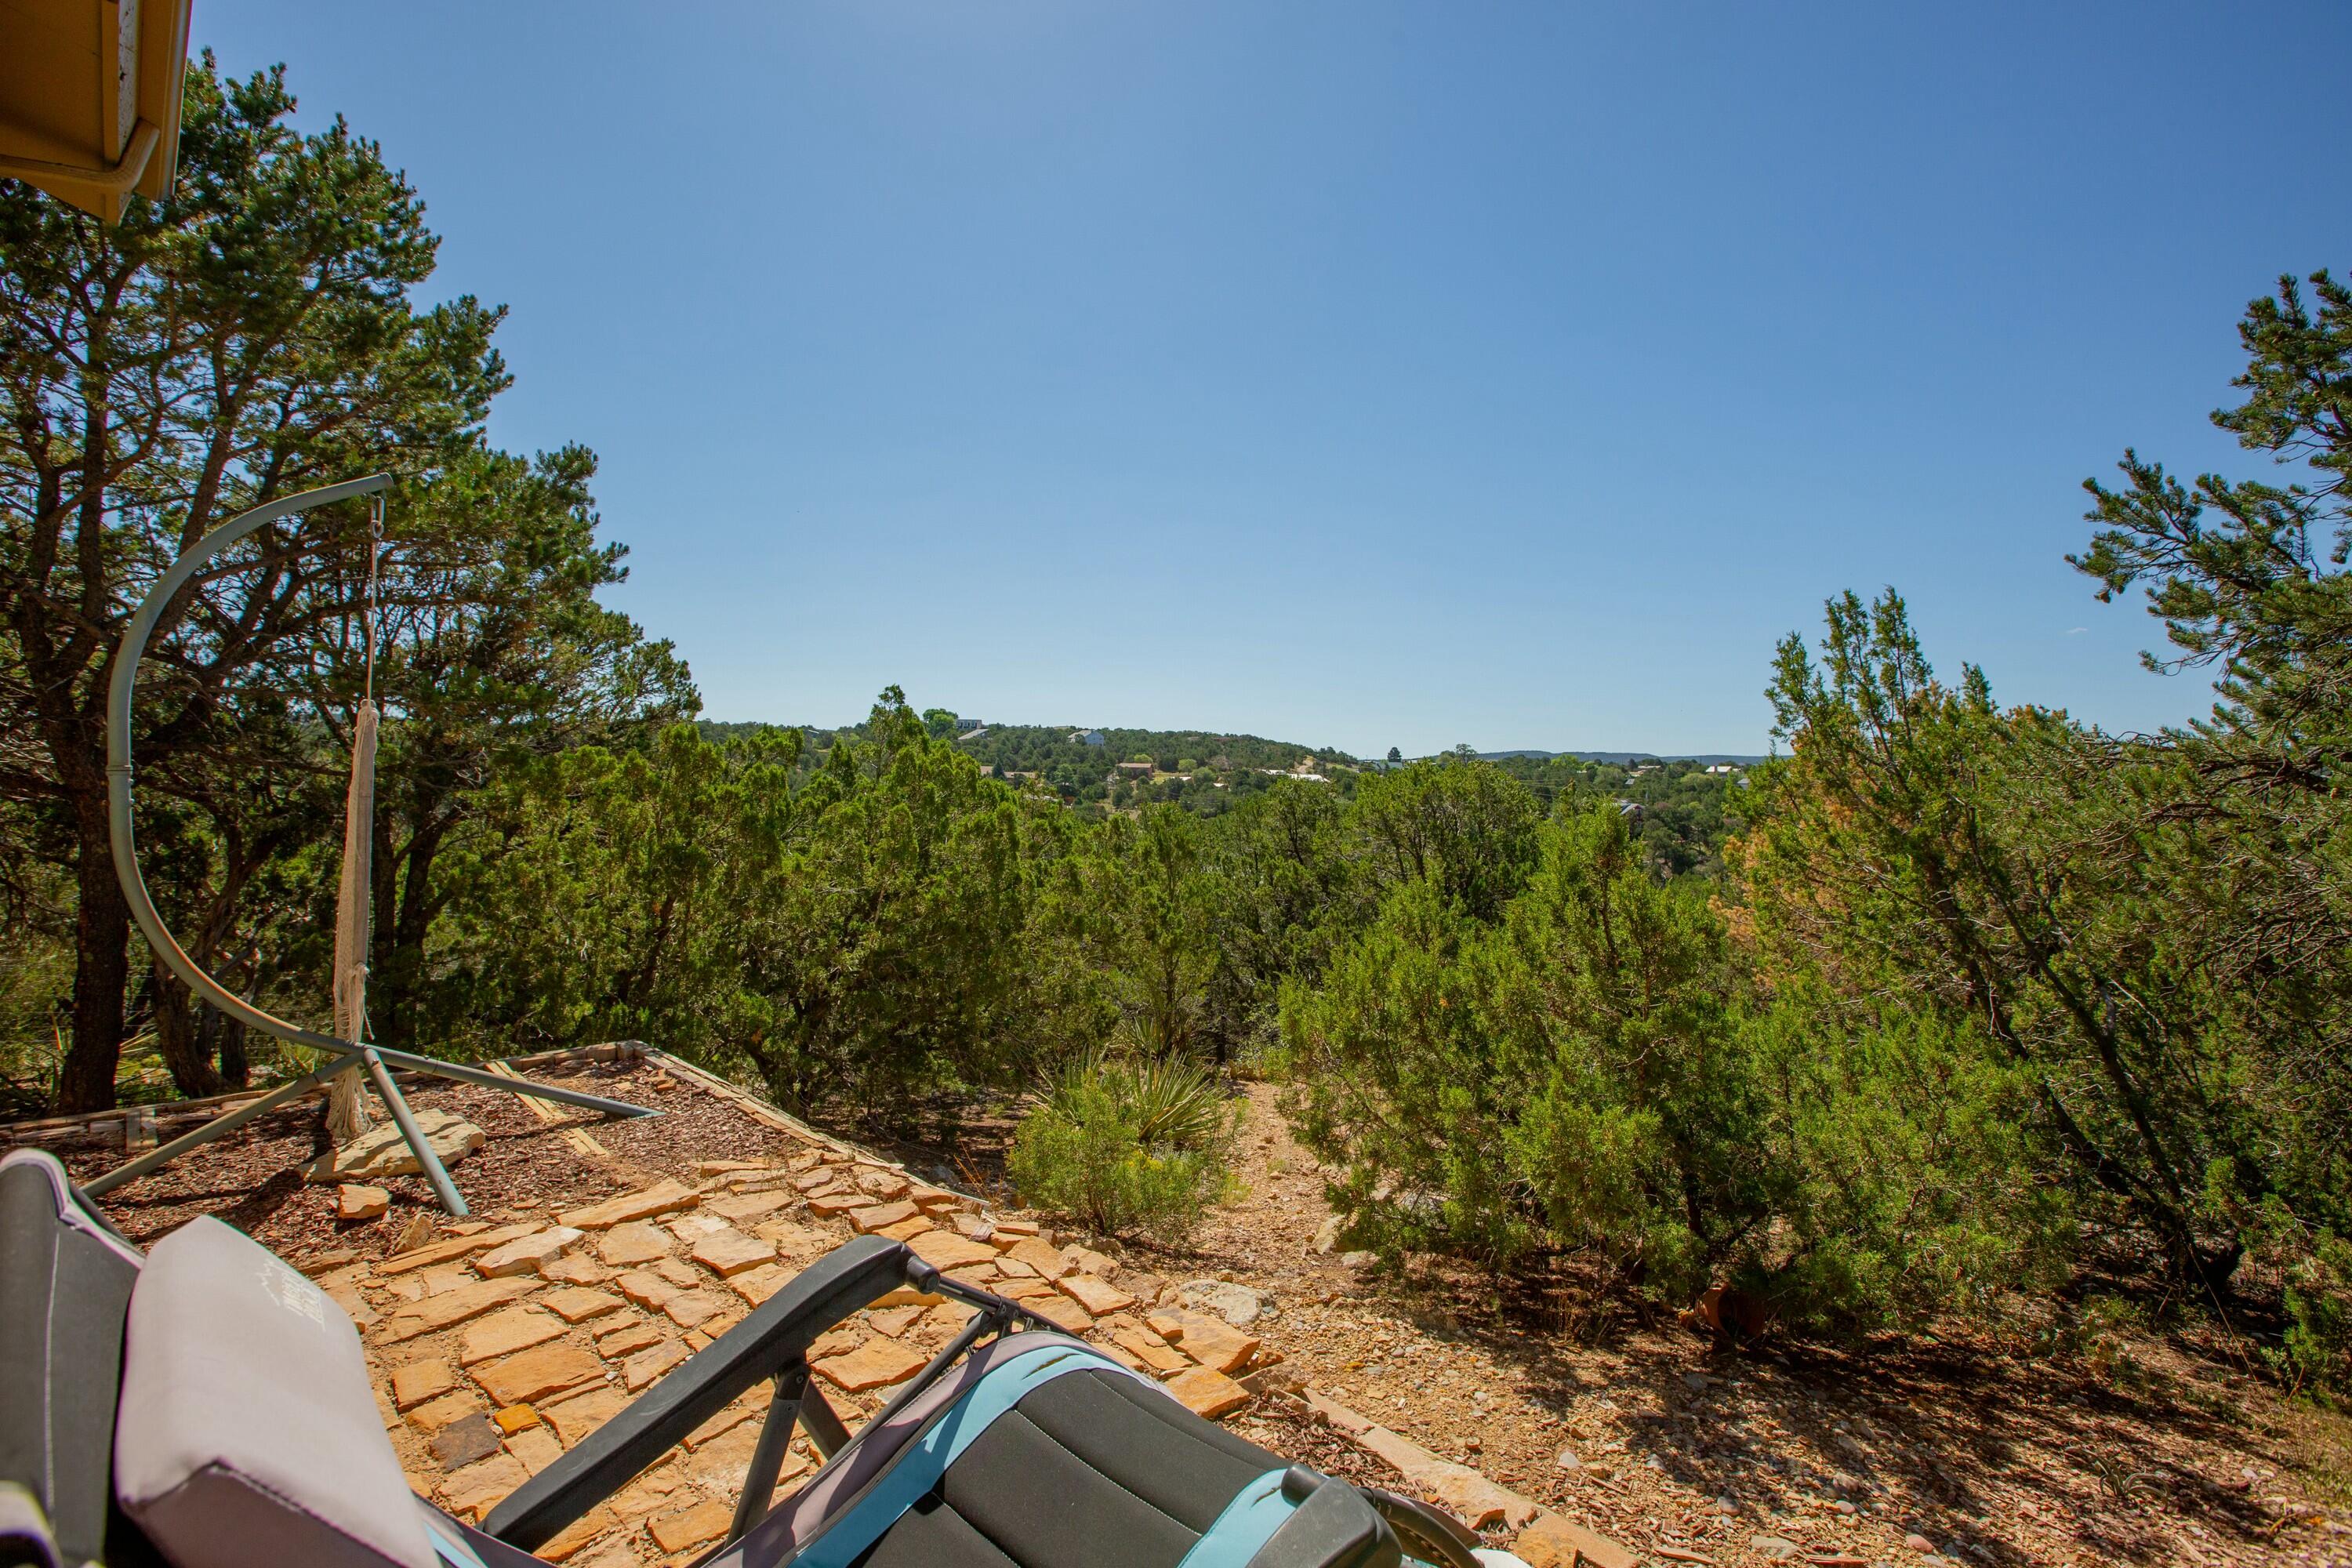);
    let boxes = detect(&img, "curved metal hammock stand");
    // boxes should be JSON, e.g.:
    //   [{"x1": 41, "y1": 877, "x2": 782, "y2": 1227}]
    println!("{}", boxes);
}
[{"x1": 84, "y1": 473, "x2": 656, "y2": 1217}]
